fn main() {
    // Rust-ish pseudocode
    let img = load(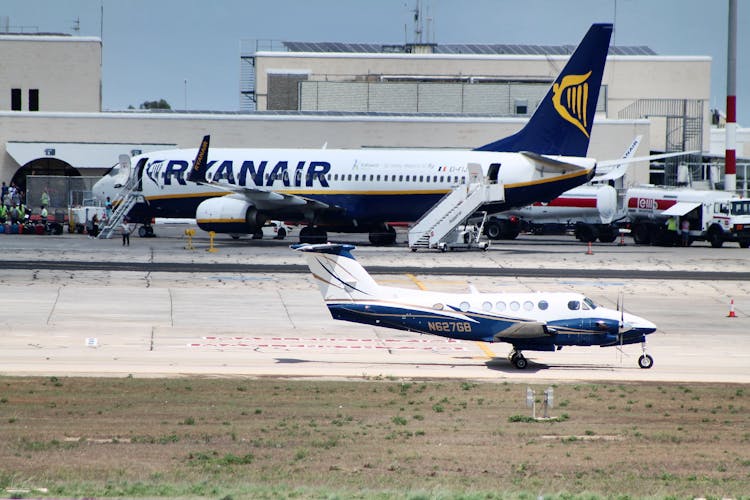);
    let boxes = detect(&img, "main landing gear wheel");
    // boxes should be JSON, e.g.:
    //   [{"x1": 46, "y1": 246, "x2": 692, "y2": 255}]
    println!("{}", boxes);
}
[
  {"x1": 509, "y1": 351, "x2": 528, "y2": 369},
  {"x1": 638, "y1": 354, "x2": 654, "y2": 369}
]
